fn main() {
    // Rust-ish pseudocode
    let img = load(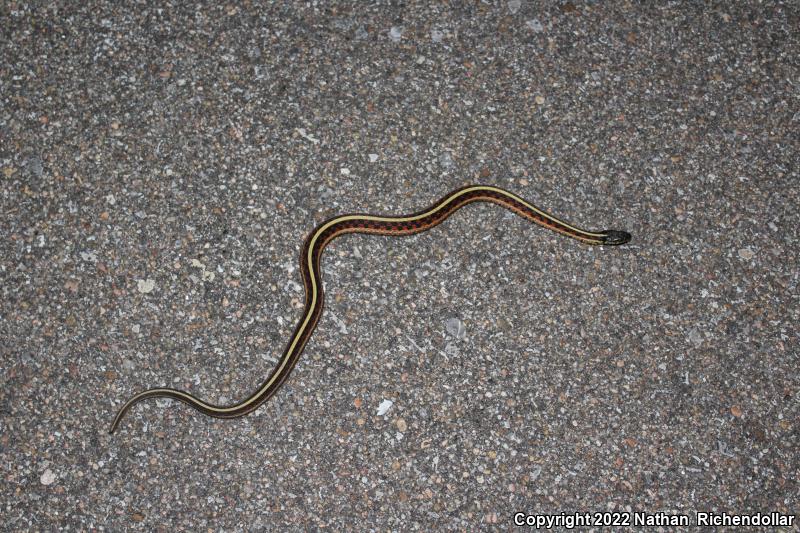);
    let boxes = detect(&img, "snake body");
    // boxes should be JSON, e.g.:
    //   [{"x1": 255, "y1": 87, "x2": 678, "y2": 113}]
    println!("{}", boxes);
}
[{"x1": 110, "y1": 184, "x2": 630, "y2": 433}]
